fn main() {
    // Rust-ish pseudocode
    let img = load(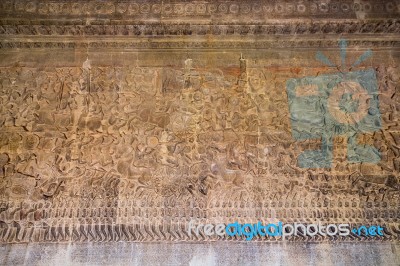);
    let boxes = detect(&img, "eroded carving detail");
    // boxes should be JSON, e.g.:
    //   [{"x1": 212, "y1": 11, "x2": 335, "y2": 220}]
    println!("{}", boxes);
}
[{"x1": 0, "y1": 59, "x2": 398, "y2": 242}]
